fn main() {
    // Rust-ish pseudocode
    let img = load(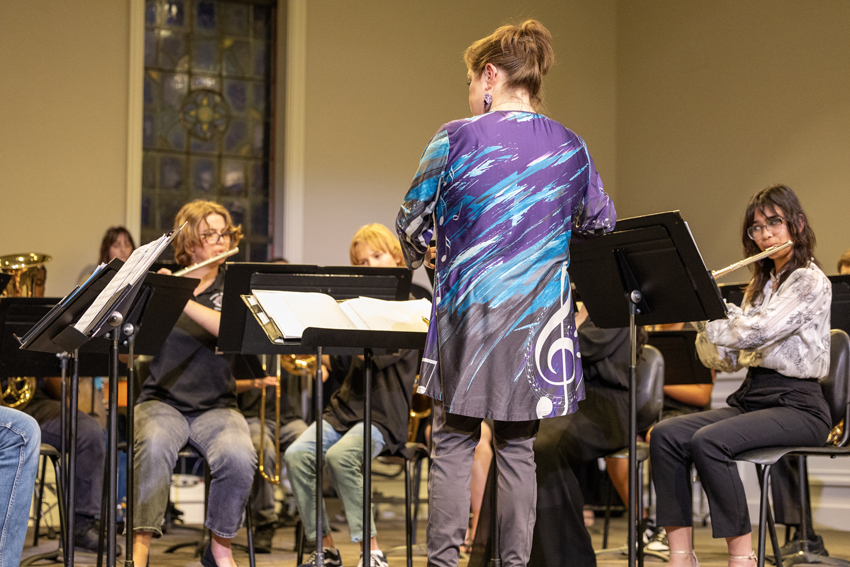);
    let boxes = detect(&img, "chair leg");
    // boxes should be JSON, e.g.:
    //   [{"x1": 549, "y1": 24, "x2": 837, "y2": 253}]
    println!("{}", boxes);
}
[
  {"x1": 245, "y1": 495, "x2": 256, "y2": 567},
  {"x1": 602, "y1": 472, "x2": 613, "y2": 549},
  {"x1": 33, "y1": 455, "x2": 48, "y2": 547},
  {"x1": 296, "y1": 520, "x2": 304, "y2": 564},
  {"x1": 411, "y1": 457, "x2": 424, "y2": 545},
  {"x1": 51, "y1": 455, "x2": 68, "y2": 554},
  {"x1": 756, "y1": 464, "x2": 772, "y2": 567},
  {"x1": 404, "y1": 458, "x2": 413, "y2": 567}
]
